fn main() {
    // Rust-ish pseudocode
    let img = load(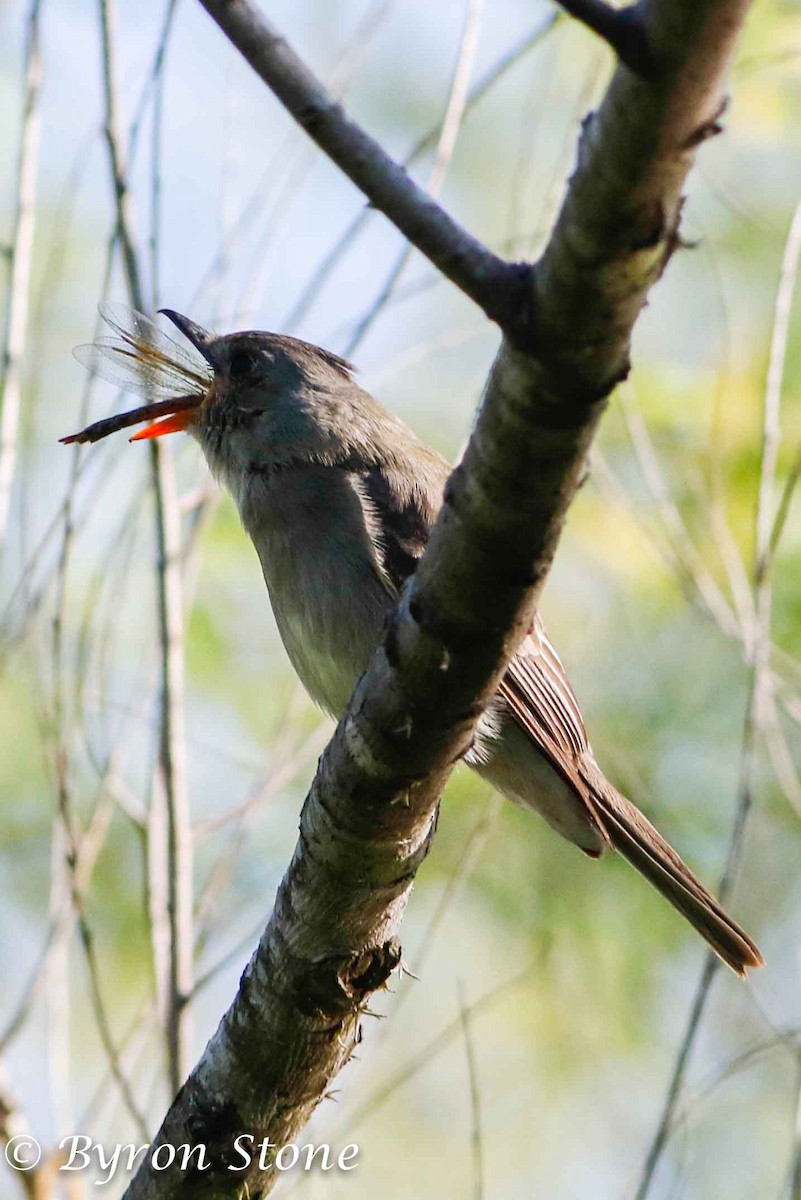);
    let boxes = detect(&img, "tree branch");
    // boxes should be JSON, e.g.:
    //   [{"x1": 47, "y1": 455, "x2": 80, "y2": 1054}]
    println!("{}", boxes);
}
[
  {"x1": 195, "y1": 0, "x2": 532, "y2": 336},
  {"x1": 554, "y1": 0, "x2": 653, "y2": 76},
  {"x1": 124, "y1": 1, "x2": 754, "y2": 1196}
]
